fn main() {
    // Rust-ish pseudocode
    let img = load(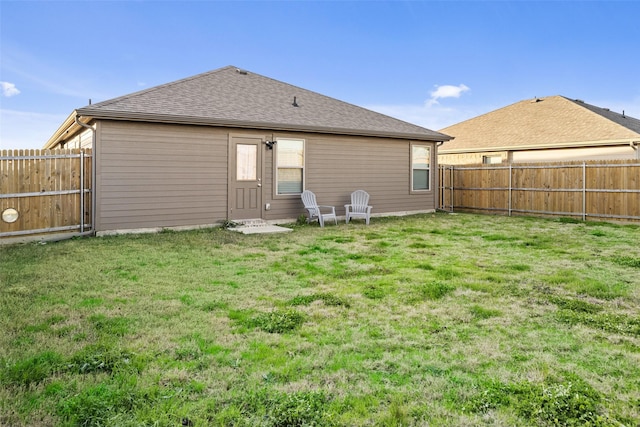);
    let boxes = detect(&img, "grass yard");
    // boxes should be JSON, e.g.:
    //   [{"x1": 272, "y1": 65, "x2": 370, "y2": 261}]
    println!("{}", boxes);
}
[{"x1": 1, "y1": 212, "x2": 639, "y2": 426}]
